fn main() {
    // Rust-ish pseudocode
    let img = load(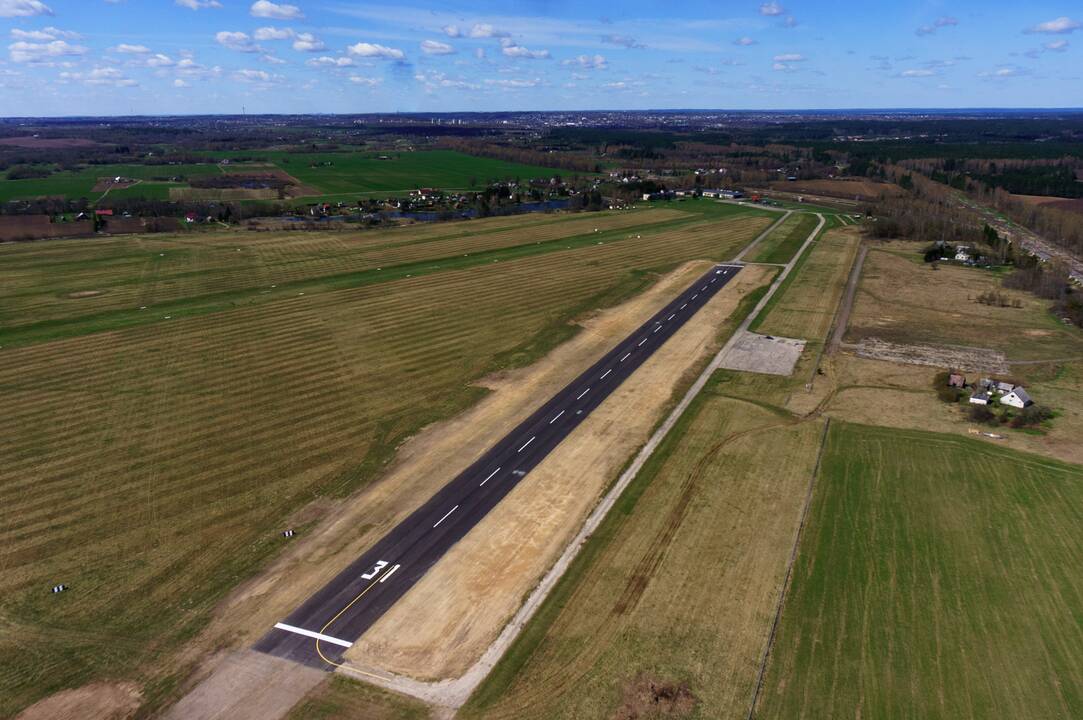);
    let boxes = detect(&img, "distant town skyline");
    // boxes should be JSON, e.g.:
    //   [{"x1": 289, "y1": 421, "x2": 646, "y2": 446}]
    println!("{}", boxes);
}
[{"x1": 0, "y1": 0, "x2": 1081, "y2": 116}]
